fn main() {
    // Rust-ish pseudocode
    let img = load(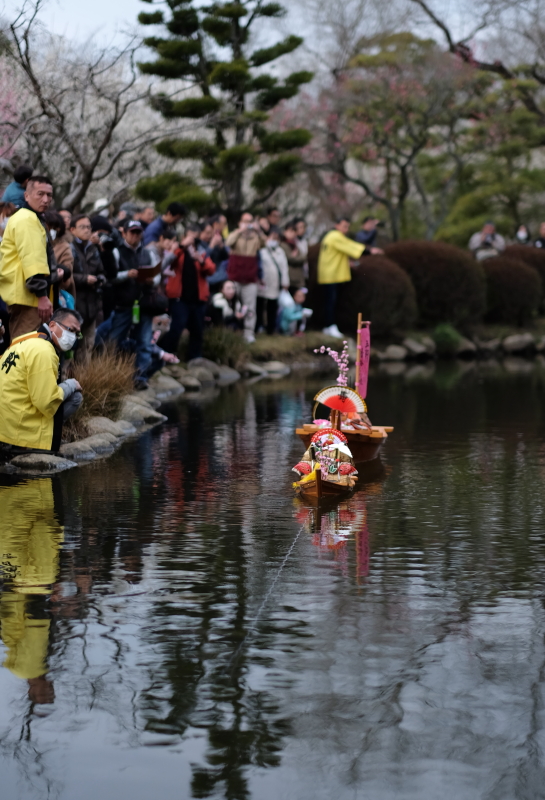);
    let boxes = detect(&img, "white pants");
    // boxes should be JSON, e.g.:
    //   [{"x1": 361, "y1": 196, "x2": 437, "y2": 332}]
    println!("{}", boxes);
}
[{"x1": 234, "y1": 282, "x2": 258, "y2": 337}]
